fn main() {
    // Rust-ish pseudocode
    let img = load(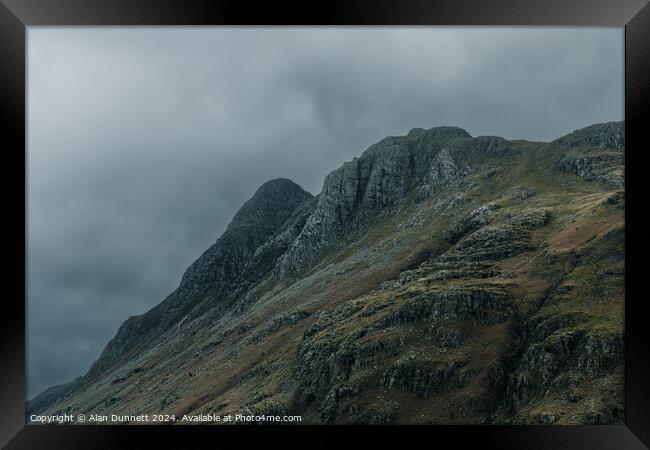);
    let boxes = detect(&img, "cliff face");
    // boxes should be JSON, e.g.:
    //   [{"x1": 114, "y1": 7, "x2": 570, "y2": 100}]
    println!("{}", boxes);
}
[
  {"x1": 552, "y1": 121, "x2": 624, "y2": 151},
  {"x1": 274, "y1": 127, "x2": 518, "y2": 277},
  {"x1": 553, "y1": 122, "x2": 624, "y2": 189},
  {"x1": 31, "y1": 122, "x2": 625, "y2": 425}
]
